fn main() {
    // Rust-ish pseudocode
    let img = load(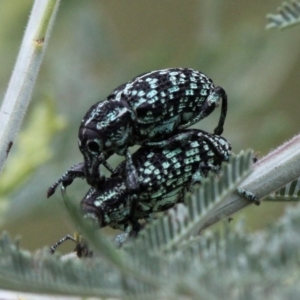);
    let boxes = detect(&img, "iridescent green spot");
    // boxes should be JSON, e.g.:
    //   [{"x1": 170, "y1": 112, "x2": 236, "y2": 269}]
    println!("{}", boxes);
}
[
  {"x1": 164, "y1": 148, "x2": 181, "y2": 158},
  {"x1": 144, "y1": 161, "x2": 151, "y2": 167},
  {"x1": 149, "y1": 165, "x2": 155, "y2": 171},
  {"x1": 185, "y1": 148, "x2": 199, "y2": 157},
  {"x1": 174, "y1": 162, "x2": 181, "y2": 169},
  {"x1": 148, "y1": 96, "x2": 158, "y2": 104},
  {"x1": 168, "y1": 86, "x2": 180, "y2": 93},
  {"x1": 154, "y1": 169, "x2": 160, "y2": 175},
  {"x1": 190, "y1": 141, "x2": 199, "y2": 147},
  {"x1": 147, "y1": 152, "x2": 154, "y2": 158},
  {"x1": 171, "y1": 157, "x2": 178, "y2": 163},
  {"x1": 162, "y1": 161, "x2": 170, "y2": 169},
  {"x1": 147, "y1": 90, "x2": 158, "y2": 98},
  {"x1": 143, "y1": 177, "x2": 151, "y2": 183},
  {"x1": 146, "y1": 77, "x2": 158, "y2": 84},
  {"x1": 144, "y1": 168, "x2": 151, "y2": 175},
  {"x1": 186, "y1": 90, "x2": 194, "y2": 96}
]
